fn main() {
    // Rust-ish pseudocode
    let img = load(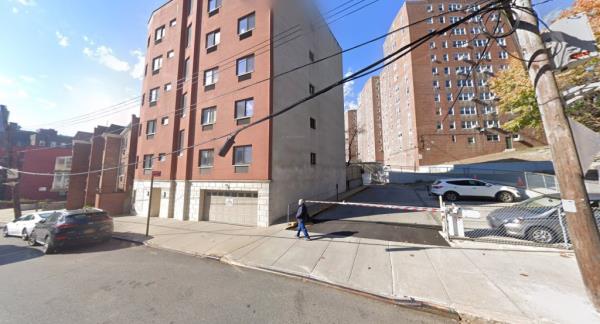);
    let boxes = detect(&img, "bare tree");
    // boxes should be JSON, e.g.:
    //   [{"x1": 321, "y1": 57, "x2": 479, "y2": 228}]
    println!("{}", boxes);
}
[{"x1": 345, "y1": 125, "x2": 364, "y2": 166}]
